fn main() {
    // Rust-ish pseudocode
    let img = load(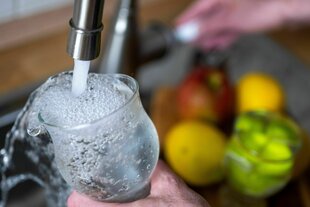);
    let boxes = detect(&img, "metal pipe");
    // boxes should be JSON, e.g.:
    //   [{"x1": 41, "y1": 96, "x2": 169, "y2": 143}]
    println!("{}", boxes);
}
[
  {"x1": 98, "y1": 0, "x2": 138, "y2": 75},
  {"x1": 96, "y1": 0, "x2": 174, "y2": 75},
  {"x1": 67, "y1": 0, "x2": 105, "y2": 60}
]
